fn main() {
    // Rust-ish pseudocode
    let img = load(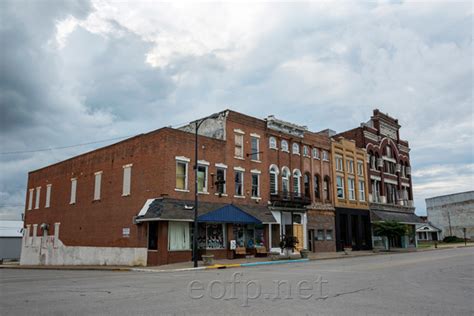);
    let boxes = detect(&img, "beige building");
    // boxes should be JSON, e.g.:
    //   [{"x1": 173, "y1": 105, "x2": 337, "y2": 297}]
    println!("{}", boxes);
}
[{"x1": 330, "y1": 137, "x2": 372, "y2": 251}]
